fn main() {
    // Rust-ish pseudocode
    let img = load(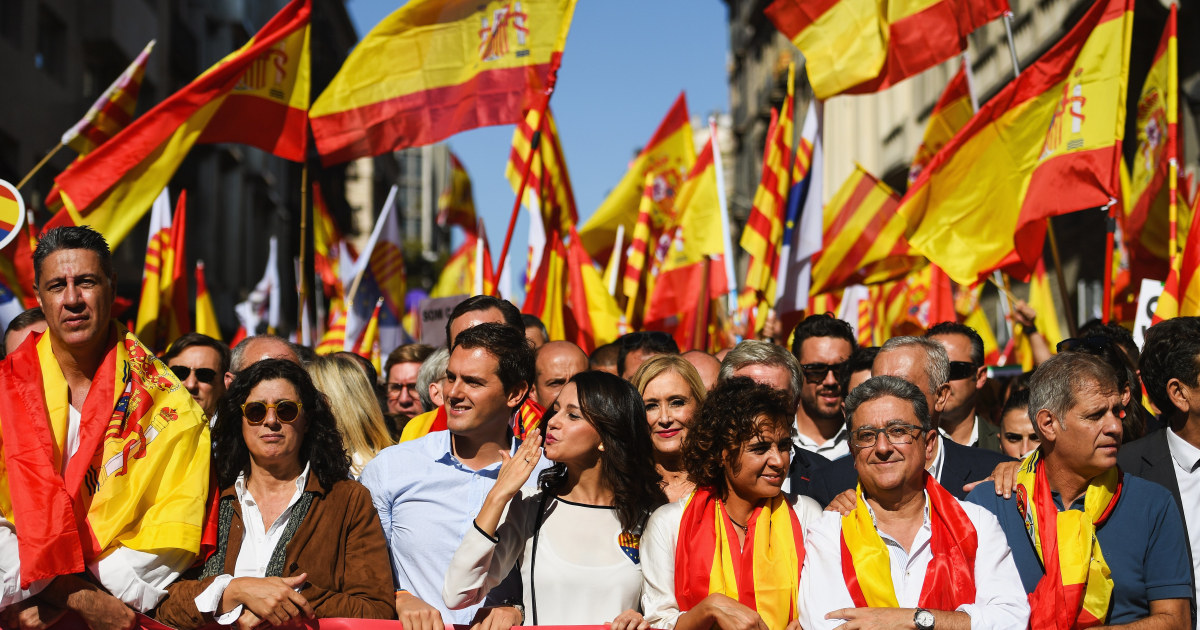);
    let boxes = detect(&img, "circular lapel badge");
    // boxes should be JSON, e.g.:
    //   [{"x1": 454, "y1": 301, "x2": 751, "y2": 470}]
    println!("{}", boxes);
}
[{"x1": 0, "y1": 180, "x2": 26, "y2": 251}]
